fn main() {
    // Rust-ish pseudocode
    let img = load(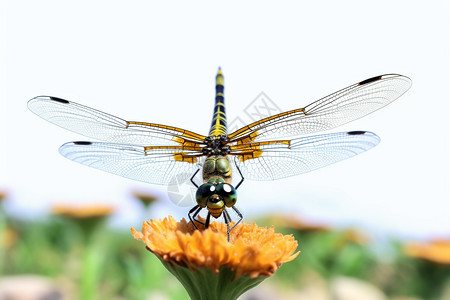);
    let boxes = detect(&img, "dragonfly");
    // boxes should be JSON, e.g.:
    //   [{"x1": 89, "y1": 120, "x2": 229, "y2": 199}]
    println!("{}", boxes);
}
[{"x1": 28, "y1": 68, "x2": 411, "y2": 240}]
